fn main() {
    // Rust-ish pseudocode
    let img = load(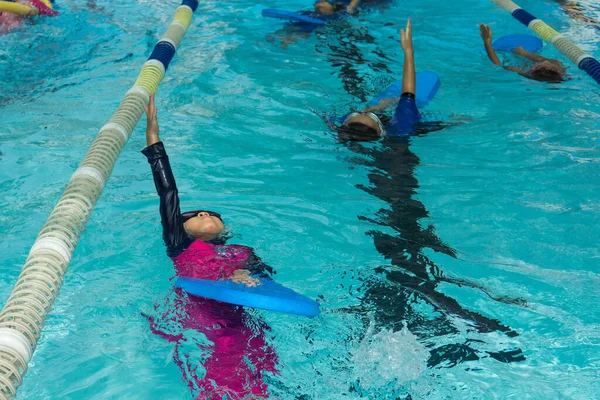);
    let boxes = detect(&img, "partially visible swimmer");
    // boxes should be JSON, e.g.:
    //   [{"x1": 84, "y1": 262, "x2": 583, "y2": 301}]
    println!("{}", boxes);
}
[
  {"x1": 266, "y1": 0, "x2": 361, "y2": 48},
  {"x1": 0, "y1": 11, "x2": 22, "y2": 33},
  {"x1": 480, "y1": 23, "x2": 567, "y2": 83},
  {"x1": 329, "y1": 18, "x2": 423, "y2": 141},
  {"x1": 555, "y1": 0, "x2": 600, "y2": 31},
  {"x1": 142, "y1": 94, "x2": 278, "y2": 399},
  {"x1": 313, "y1": 0, "x2": 360, "y2": 15},
  {"x1": 0, "y1": 0, "x2": 57, "y2": 33}
]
